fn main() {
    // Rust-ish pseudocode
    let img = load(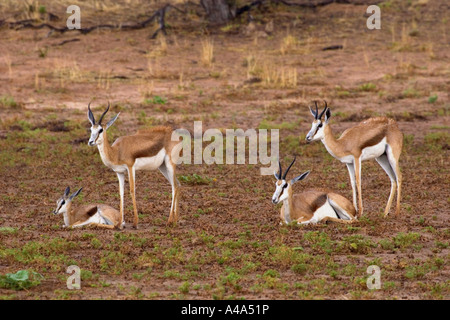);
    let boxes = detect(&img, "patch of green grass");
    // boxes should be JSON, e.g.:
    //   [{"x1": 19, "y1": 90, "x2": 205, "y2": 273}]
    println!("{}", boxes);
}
[
  {"x1": 405, "y1": 259, "x2": 442, "y2": 280},
  {"x1": 424, "y1": 132, "x2": 449, "y2": 150},
  {"x1": 178, "y1": 281, "x2": 191, "y2": 294},
  {"x1": 303, "y1": 231, "x2": 335, "y2": 254},
  {"x1": 221, "y1": 239, "x2": 245, "y2": 250},
  {"x1": 337, "y1": 90, "x2": 351, "y2": 98},
  {"x1": 0, "y1": 238, "x2": 78, "y2": 268},
  {"x1": 337, "y1": 182, "x2": 347, "y2": 190},
  {"x1": 393, "y1": 232, "x2": 421, "y2": 249},
  {"x1": 136, "y1": 111, "x2": 160, "y2": 126},
  {"x1": 291, "y1": 263, "x2": 307, "y2": 275},
  {"x1": 220, "y1": 269, "x2": 242, "y2": 291},
  {"x1": 379, "y1": 238, "x2": 395, "y2": 250},
  {"x1": 90, "y1": 238, "x2": 102, "y2": 249},
  {"x1": 179, "y1": 173, "x2": 213, "y2": 185},
  {"x1": 38, "y1": 47, "x2": 48, "y2": 58},
  {"x1": 114, "y1": 232, "x2": 147, "y2": 247},
  {"x1": 144, "y1": 96, "x2": 167, "y2": 105},
  {"x1": 268, "y1": 245, "x2": 313, "y2": 267},
  {"x1": 422, "y1": 281, "x2": 450, "y2": 299},
  {"x1": 281, "y1": 135, "x2": 302, "y2": 155},
  {"x1": 99, "y1": 251, "x2": 133, "y2": 275},
  {"x1": 339, "y1": 235, "x2": 377, "y2": 254},
  {"x1": 403, "y1": 134, "x2": 414, "y2": 147},
  {"x1": 430, "y1": 125, "x2": 449, "y2": 130},
  {"x1": 359, "y1": 83, "x2": 377, "y2": 92},
  {"x1": 435, "y1": 241, "x2": 448, "y2": 249},
  {"x1": 163, "y1": 269, "x2": 181, "y2": 279},
  {"x1": 54, "y1": 289, "x2": 79, "y2": 300},
  {"x1": 0, "y1": 227, "x2": 18, "y2": 235},
  {"x1": 260, "y1": 269, "x2": 281, "y2": 289},
  {"x1": 402, "y1": 87, "x2": 421, "y2": 98},
  {"x1": 0, "y1": 95, "x2": 19, "y2": 108},
  {"x1": 428, "y1": 94, "x2": 438, "y2": 103}
]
